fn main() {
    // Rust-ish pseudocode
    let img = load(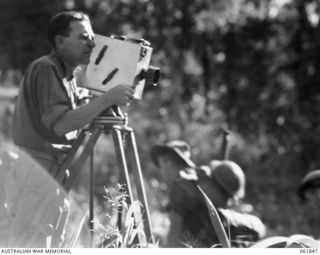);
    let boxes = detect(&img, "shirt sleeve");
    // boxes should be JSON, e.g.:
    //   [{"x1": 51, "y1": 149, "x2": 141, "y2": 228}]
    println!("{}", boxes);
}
[
  {"x1": 33, "y1": 63, "x2": 71, "y2": 133},
  {"x1": 218, "y1": 208, "x2": 266, "y2": 241}
]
